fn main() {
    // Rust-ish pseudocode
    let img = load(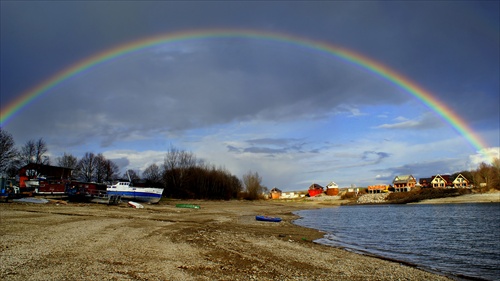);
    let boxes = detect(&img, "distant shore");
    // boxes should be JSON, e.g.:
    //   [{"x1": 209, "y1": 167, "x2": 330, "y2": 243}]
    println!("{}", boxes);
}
[
  {"x1": 298, "y1": 189, "x2": 500, "y2": 206},
  {"x1": 410, "y1": 190, "x2": 500, "y2": 204}
]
